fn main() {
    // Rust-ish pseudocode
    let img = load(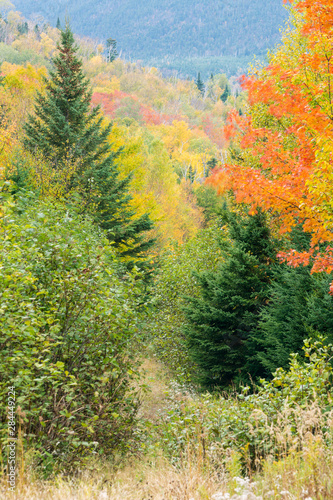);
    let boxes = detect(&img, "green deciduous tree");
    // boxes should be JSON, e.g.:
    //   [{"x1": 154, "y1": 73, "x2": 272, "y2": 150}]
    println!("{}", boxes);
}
[{"x1": 0, "y1": 189, "x2": 142, "y2": 473}]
